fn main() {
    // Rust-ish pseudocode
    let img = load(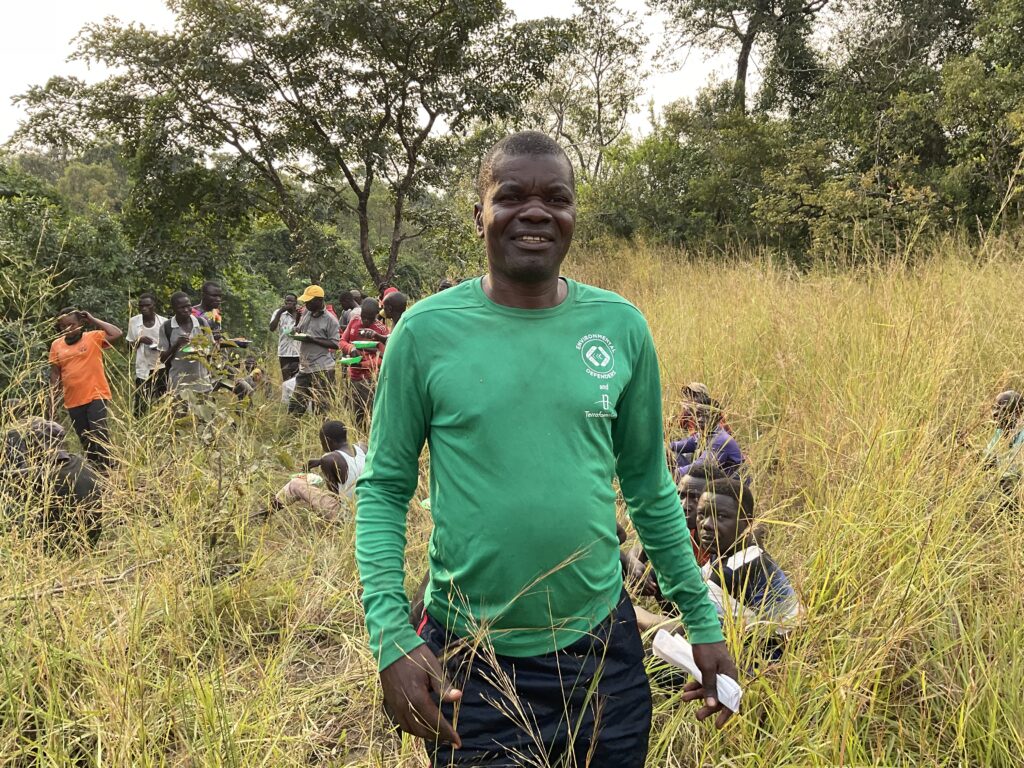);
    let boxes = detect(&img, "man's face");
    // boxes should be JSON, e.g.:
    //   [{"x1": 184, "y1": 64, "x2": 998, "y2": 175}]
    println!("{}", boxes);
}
[
  {"x1": 679, "y1": 475, "x2": 709, "y2": 531},
  {"x1": 57, "y1": 313, "x2": 83, "y2": 341},
  {"x1": 172, "y1": 296, "x2": 192, "y2": 321},
  {"x1": 202, "y1": 285, "x2": 223, "y2": 310},
  {"x1": 340, "y1": 294, "x2": 356, "y2": 311},
  {"x1": 283, "y1": 295, "x2": 297, "y2": 312},
  {"x1": 306, "y1": 297, "x2": 325, "y2": 314},
  {"x1": 697, "y1": 490, "x2": 745, "y2": 557},
  {"x1": 474, "y1": 152, "x2": 576, "y2": 284},
  {"x1": 993, "y1": 392, "x2": 1019, "y2": 430},
  {"x1": 139, "y1": 297, "x2": 156, "y2": 319}
]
